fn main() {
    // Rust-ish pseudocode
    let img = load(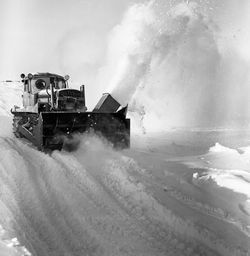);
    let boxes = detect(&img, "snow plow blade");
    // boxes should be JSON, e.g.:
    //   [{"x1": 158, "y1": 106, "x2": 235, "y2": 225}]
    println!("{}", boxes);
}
[{"x1": 34, "y1": 111, "x2": 130, "y2": 150}]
